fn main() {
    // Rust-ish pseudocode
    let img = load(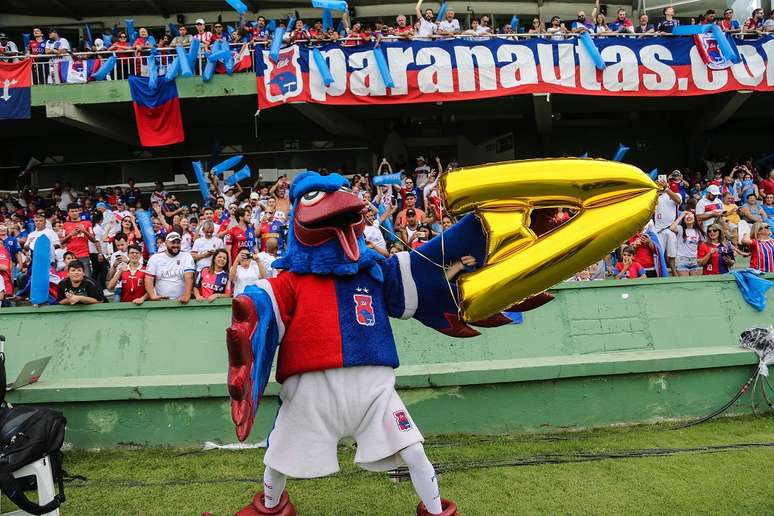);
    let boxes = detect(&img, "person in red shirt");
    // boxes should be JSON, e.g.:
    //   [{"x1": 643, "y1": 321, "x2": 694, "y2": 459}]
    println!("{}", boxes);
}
[
  {"x1": 107, "y1": 244, "x2": 147, "y2": 304},
  {"x1": 0, "y1": 243, "x2": 13, "y2": 303},
  {"x1": 760, "y1": 169, "x2": 774, "y2": 198},
  {"x1": 392, "y1": 15, "x2": 415, "y2": 38},
  {"x1": 627, "y1": 231, "x2": 656, "y2": 277},
  {"x1": 61, "y1": 202, "x2": 96, "y2": 278},
  {"x1": 226, "y1": 208, "x2": 257, "y2": 263},
  {"x1": 194, "y1": 248, "x2": 232, "y2": 301},
  {"x1": 614, "y1": 246, "x2": 646, "y2": 279}
]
